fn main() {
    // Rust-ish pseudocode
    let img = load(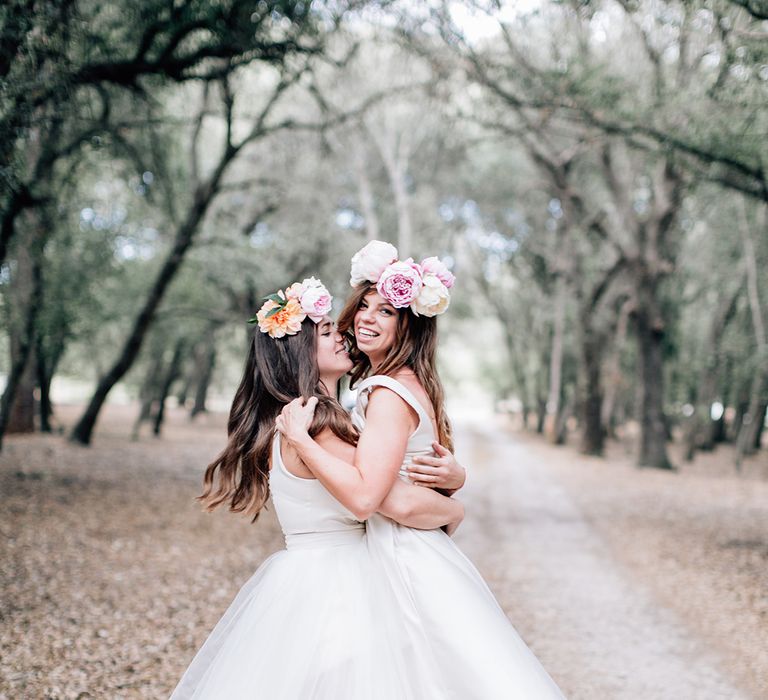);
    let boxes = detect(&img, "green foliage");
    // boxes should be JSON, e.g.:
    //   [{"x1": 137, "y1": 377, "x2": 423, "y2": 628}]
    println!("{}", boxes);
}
[{"x1": 2, "y1": 0, "x2": 765, "y2": 452}]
